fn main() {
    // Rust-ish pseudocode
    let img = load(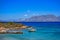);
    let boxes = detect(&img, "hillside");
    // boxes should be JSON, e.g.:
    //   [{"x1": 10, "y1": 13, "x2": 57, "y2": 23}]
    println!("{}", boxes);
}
[{"x1": 23, "y1": 15, "x2": 60, "y2": 22}]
